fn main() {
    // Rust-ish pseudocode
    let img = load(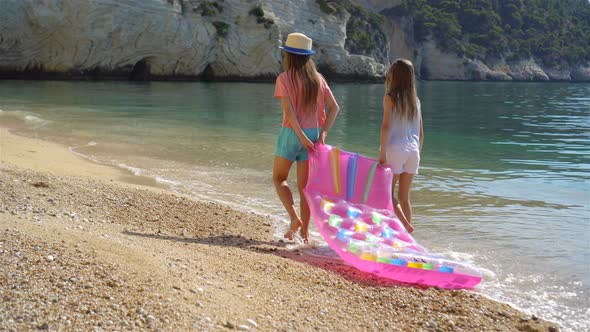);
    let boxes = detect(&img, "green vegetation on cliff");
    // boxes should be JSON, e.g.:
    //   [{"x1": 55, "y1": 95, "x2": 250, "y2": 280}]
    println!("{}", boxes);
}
[
  {"x1": 345, "y1": 4, "x2": 387, "y2": 58},
  {"x1": 316, "y1": 0, "x2": 388, "y2": 61},
  {"x1": 388, "y1": 0, "x2": 590, "y2": 67}
]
